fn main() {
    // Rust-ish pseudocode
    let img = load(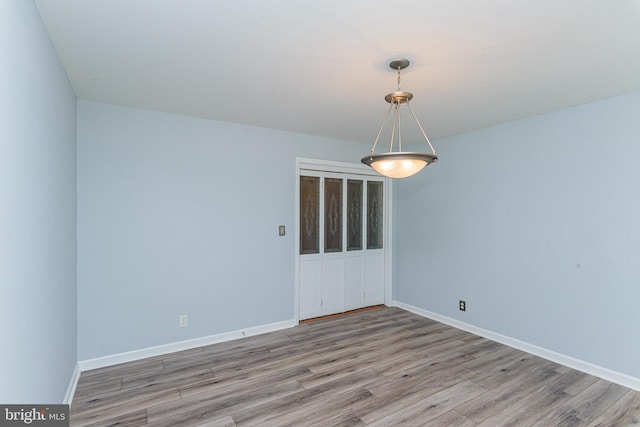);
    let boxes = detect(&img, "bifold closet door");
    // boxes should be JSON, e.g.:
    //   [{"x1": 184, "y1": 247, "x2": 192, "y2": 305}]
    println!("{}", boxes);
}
[
  {"x1": 344, "y1": 179, "x2": 364, "y2": 311},
  {"x1": 363, "y1": 180, "x2": 385, "y2": 306},
  {"x1": 299, "y1": 174, "x2": 322, "y2": 319},
  {"x1": 299, "y1": 172, "x2": 385, "y2": 320}
]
